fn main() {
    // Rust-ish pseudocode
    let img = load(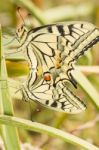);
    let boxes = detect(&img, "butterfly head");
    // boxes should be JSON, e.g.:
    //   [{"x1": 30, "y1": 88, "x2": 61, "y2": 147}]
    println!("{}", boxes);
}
[
  {"x1": 16, "y1": 25, "x2": 28, "y2": 40},
  {"x1": 43, "y1": 72, "x2": 52, "y2": 83},
  {"x1": 43, "y1": 71, "x2": 58, "y2": 87}
]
